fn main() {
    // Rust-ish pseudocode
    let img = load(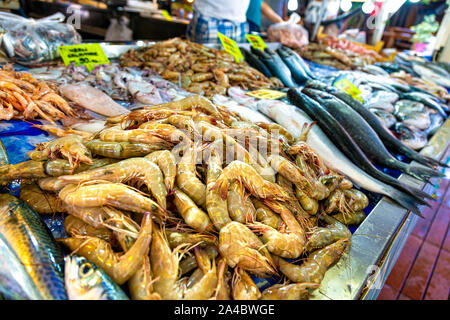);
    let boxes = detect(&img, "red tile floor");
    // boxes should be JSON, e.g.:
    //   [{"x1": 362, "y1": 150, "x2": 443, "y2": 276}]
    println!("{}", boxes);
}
[{"x1": 377, "y1": 149, "x2": 450, "y2": 300}]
